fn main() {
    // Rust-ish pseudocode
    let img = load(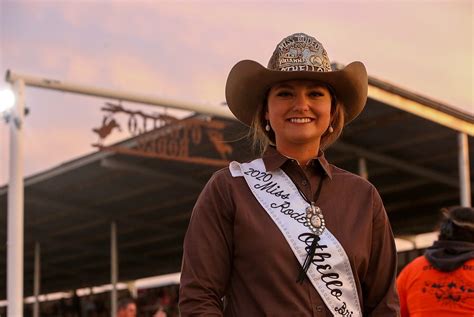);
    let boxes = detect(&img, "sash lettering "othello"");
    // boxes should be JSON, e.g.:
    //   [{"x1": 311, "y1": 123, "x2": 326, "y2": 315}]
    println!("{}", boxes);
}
[{"x1": 230, "y1": 159, "x2": 362, "y2": 317}]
